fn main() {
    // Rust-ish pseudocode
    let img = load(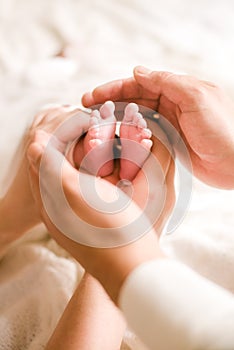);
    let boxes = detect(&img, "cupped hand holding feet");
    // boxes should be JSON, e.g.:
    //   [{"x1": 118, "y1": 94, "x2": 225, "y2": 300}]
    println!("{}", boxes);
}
[
  {"x1": 0, "y1": 104, "x2": 90, "y2": 255},
  {"x1": 26, "y1": 102, "x2": 174, "y2": 301},
  {"x1": 82, "y1": 67, "x2": 234, "y2": 189}
]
